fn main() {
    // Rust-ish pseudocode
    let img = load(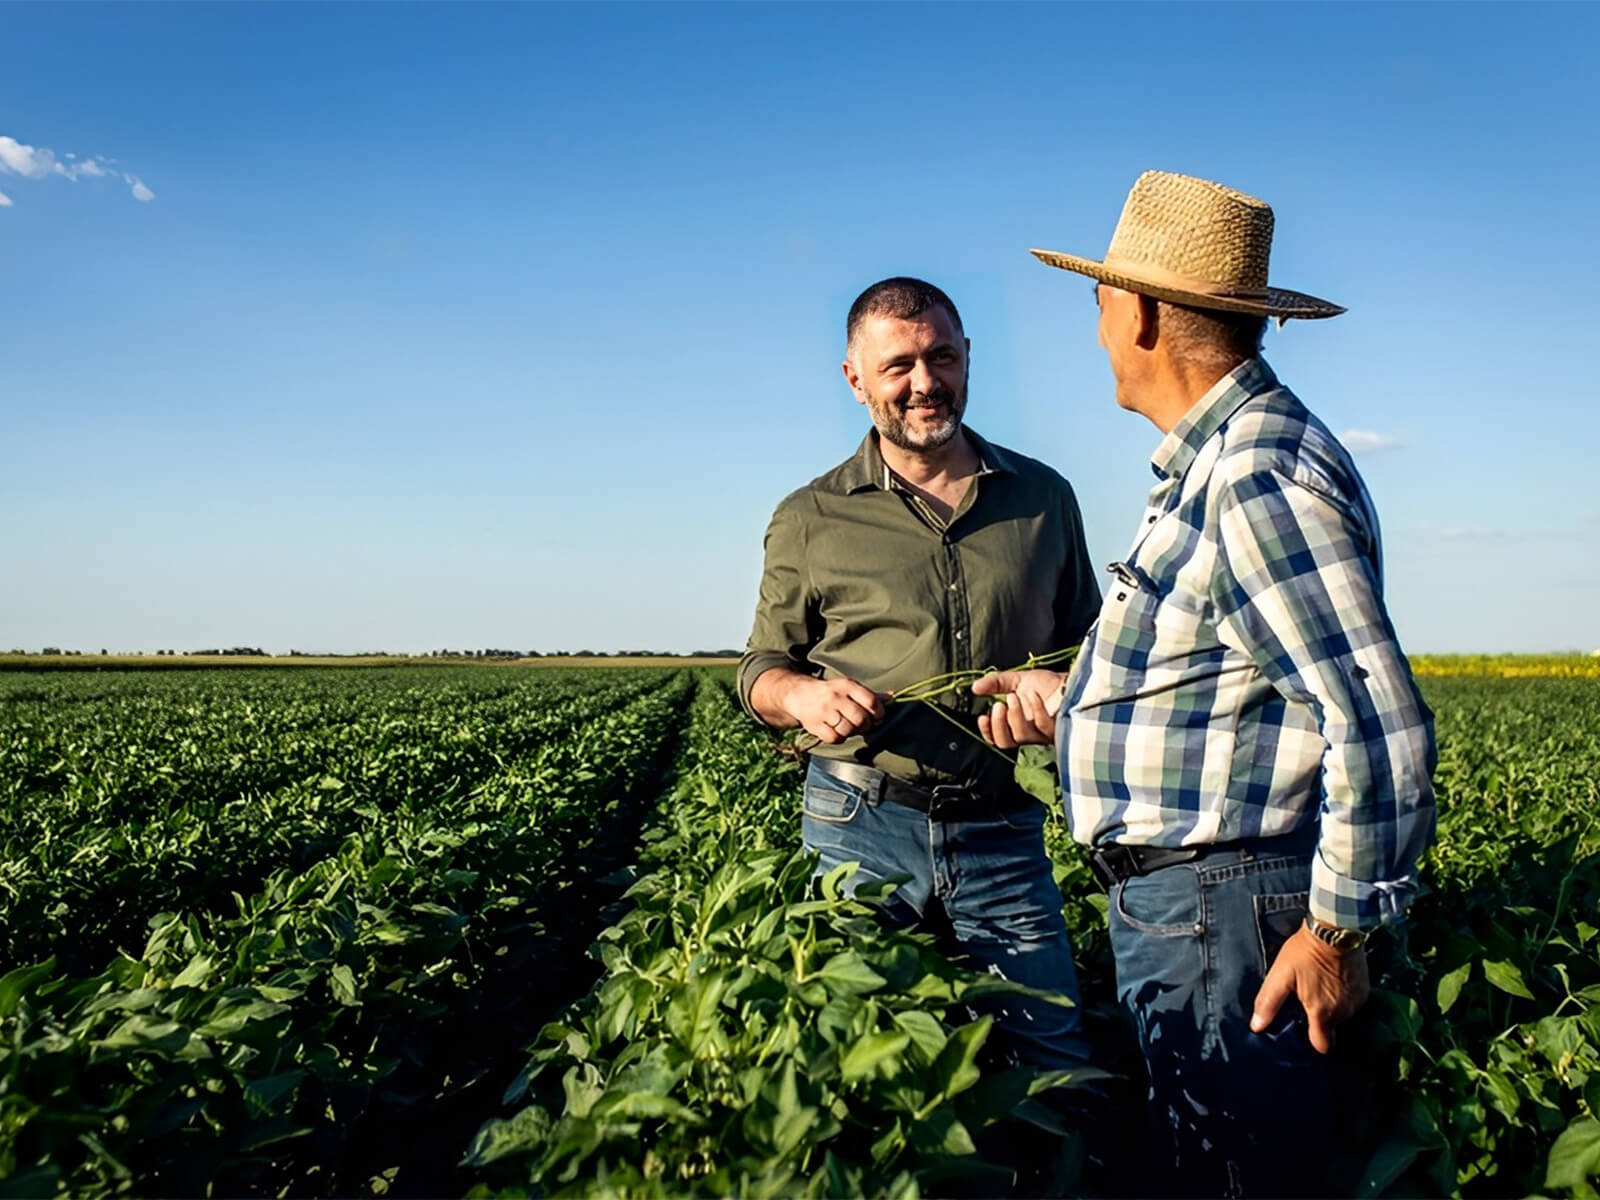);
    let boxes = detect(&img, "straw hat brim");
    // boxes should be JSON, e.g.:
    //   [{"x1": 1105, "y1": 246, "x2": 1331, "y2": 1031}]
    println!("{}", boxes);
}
[{"x1": 1030, "y1": 248, "x2": 1345, "y2": 320}]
